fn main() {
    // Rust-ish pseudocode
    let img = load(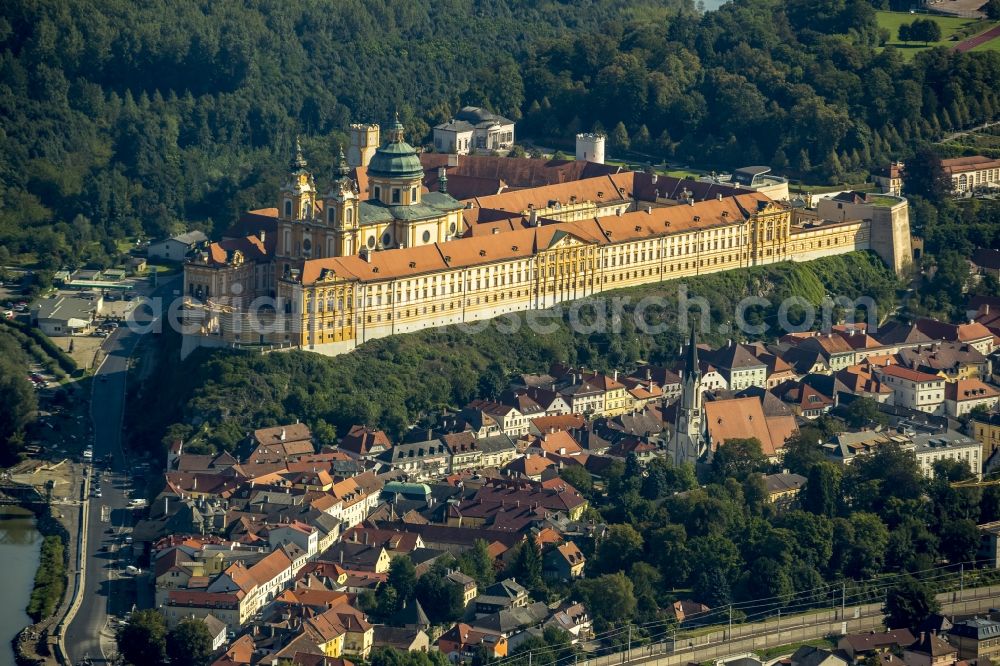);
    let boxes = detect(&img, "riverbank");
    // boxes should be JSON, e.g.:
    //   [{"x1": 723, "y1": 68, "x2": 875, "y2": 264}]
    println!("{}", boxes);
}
[{"x1": 9, "y1": 503, "x2": 72, "y2": 666}]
